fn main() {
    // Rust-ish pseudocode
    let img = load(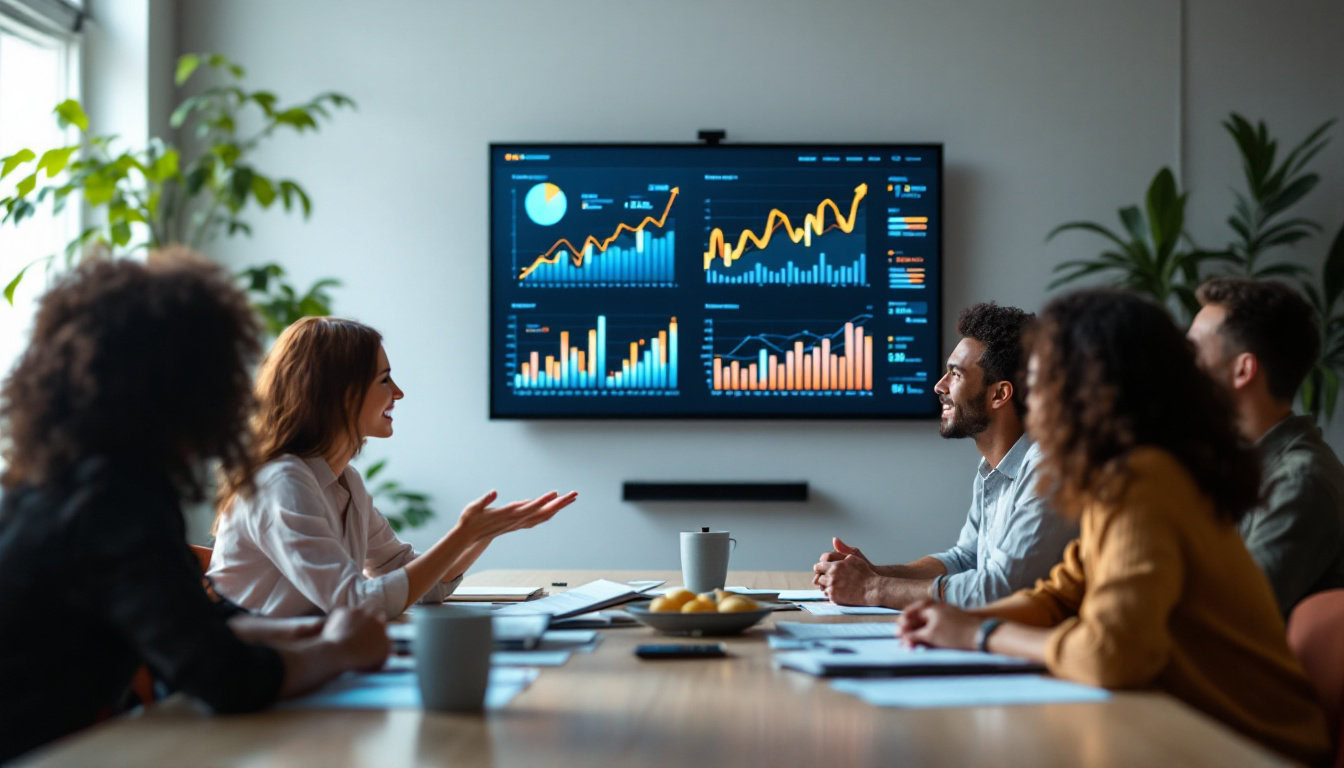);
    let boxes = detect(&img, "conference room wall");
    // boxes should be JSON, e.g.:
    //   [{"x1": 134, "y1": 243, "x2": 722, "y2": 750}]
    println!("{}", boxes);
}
[{"x1": 174, "y1": 1, "x2": 1334, "y2": 570}]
